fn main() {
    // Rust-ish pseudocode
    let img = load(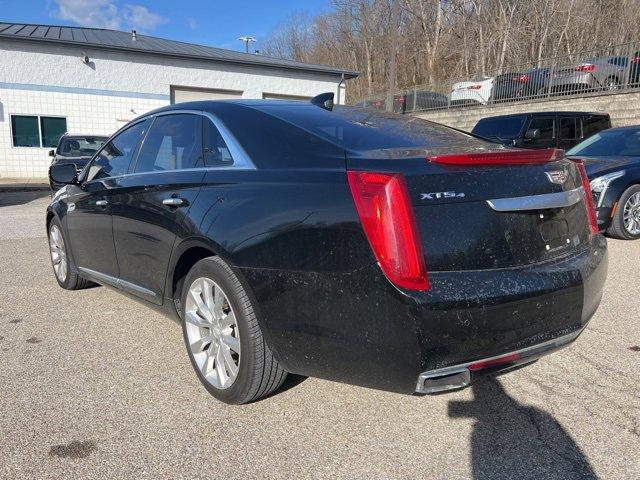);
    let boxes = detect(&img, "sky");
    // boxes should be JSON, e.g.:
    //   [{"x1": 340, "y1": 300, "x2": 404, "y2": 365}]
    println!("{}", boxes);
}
[{"x1": 1, "y1": 0, "x2": 329, "y2": 52}]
